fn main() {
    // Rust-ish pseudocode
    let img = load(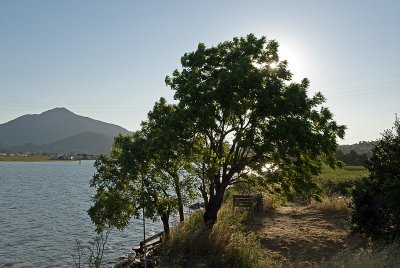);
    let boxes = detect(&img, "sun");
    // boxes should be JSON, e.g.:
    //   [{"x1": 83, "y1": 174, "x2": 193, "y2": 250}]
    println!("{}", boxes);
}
[
  {"x1": 269, "y1": 62, "x2": 278, "y2": 69},
  {"x1": 277, "y1": 43, "x2": 309, "y2": 82},
  {"x1": 251, "y1": 42, "x2": 308, "y2": 81}
]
